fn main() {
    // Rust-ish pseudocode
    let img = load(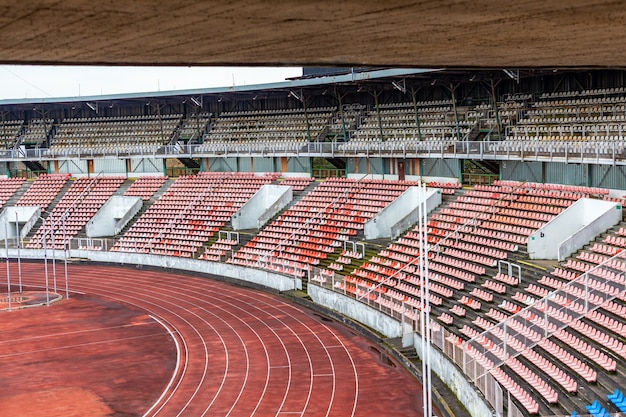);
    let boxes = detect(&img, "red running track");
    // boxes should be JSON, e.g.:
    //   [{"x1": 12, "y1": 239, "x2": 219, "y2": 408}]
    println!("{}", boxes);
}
[{"x1": 1, "y1": 262, "x2": 425, "y2": 417}]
